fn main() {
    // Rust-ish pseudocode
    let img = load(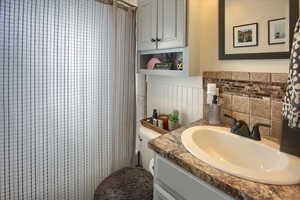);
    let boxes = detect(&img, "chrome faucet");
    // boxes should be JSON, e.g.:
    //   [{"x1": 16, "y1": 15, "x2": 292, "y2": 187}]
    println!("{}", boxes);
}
[{"x1": 224, "y1": 114, "x2": 270, "y2": 141}]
